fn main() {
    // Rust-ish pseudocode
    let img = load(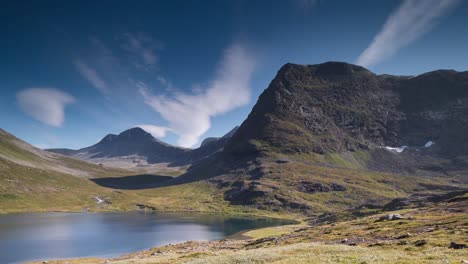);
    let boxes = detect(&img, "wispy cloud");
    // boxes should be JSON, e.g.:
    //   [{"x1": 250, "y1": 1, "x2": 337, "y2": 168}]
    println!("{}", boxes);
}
[
  {"x1": 74, "y1": 59, "x2": 110, "y2": 95},
  {"x1": 139, "y1": 44, "x2": 255, "y2": 147},
  {"x1": 356, "y1": 0, "x2": 460, "y2": 67},
  {"x1": 16, "y1": 88, "x2": 76, "y2": 127},
  {"x1": 74, "y1": 33, "x2": 163, "y2": 98},
  {"x1": 137, "y1": 124, "x2": 170, "y2": 138},
  {"x1": 121, "y1": 32, "x2": 163, "y2": 69}
]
